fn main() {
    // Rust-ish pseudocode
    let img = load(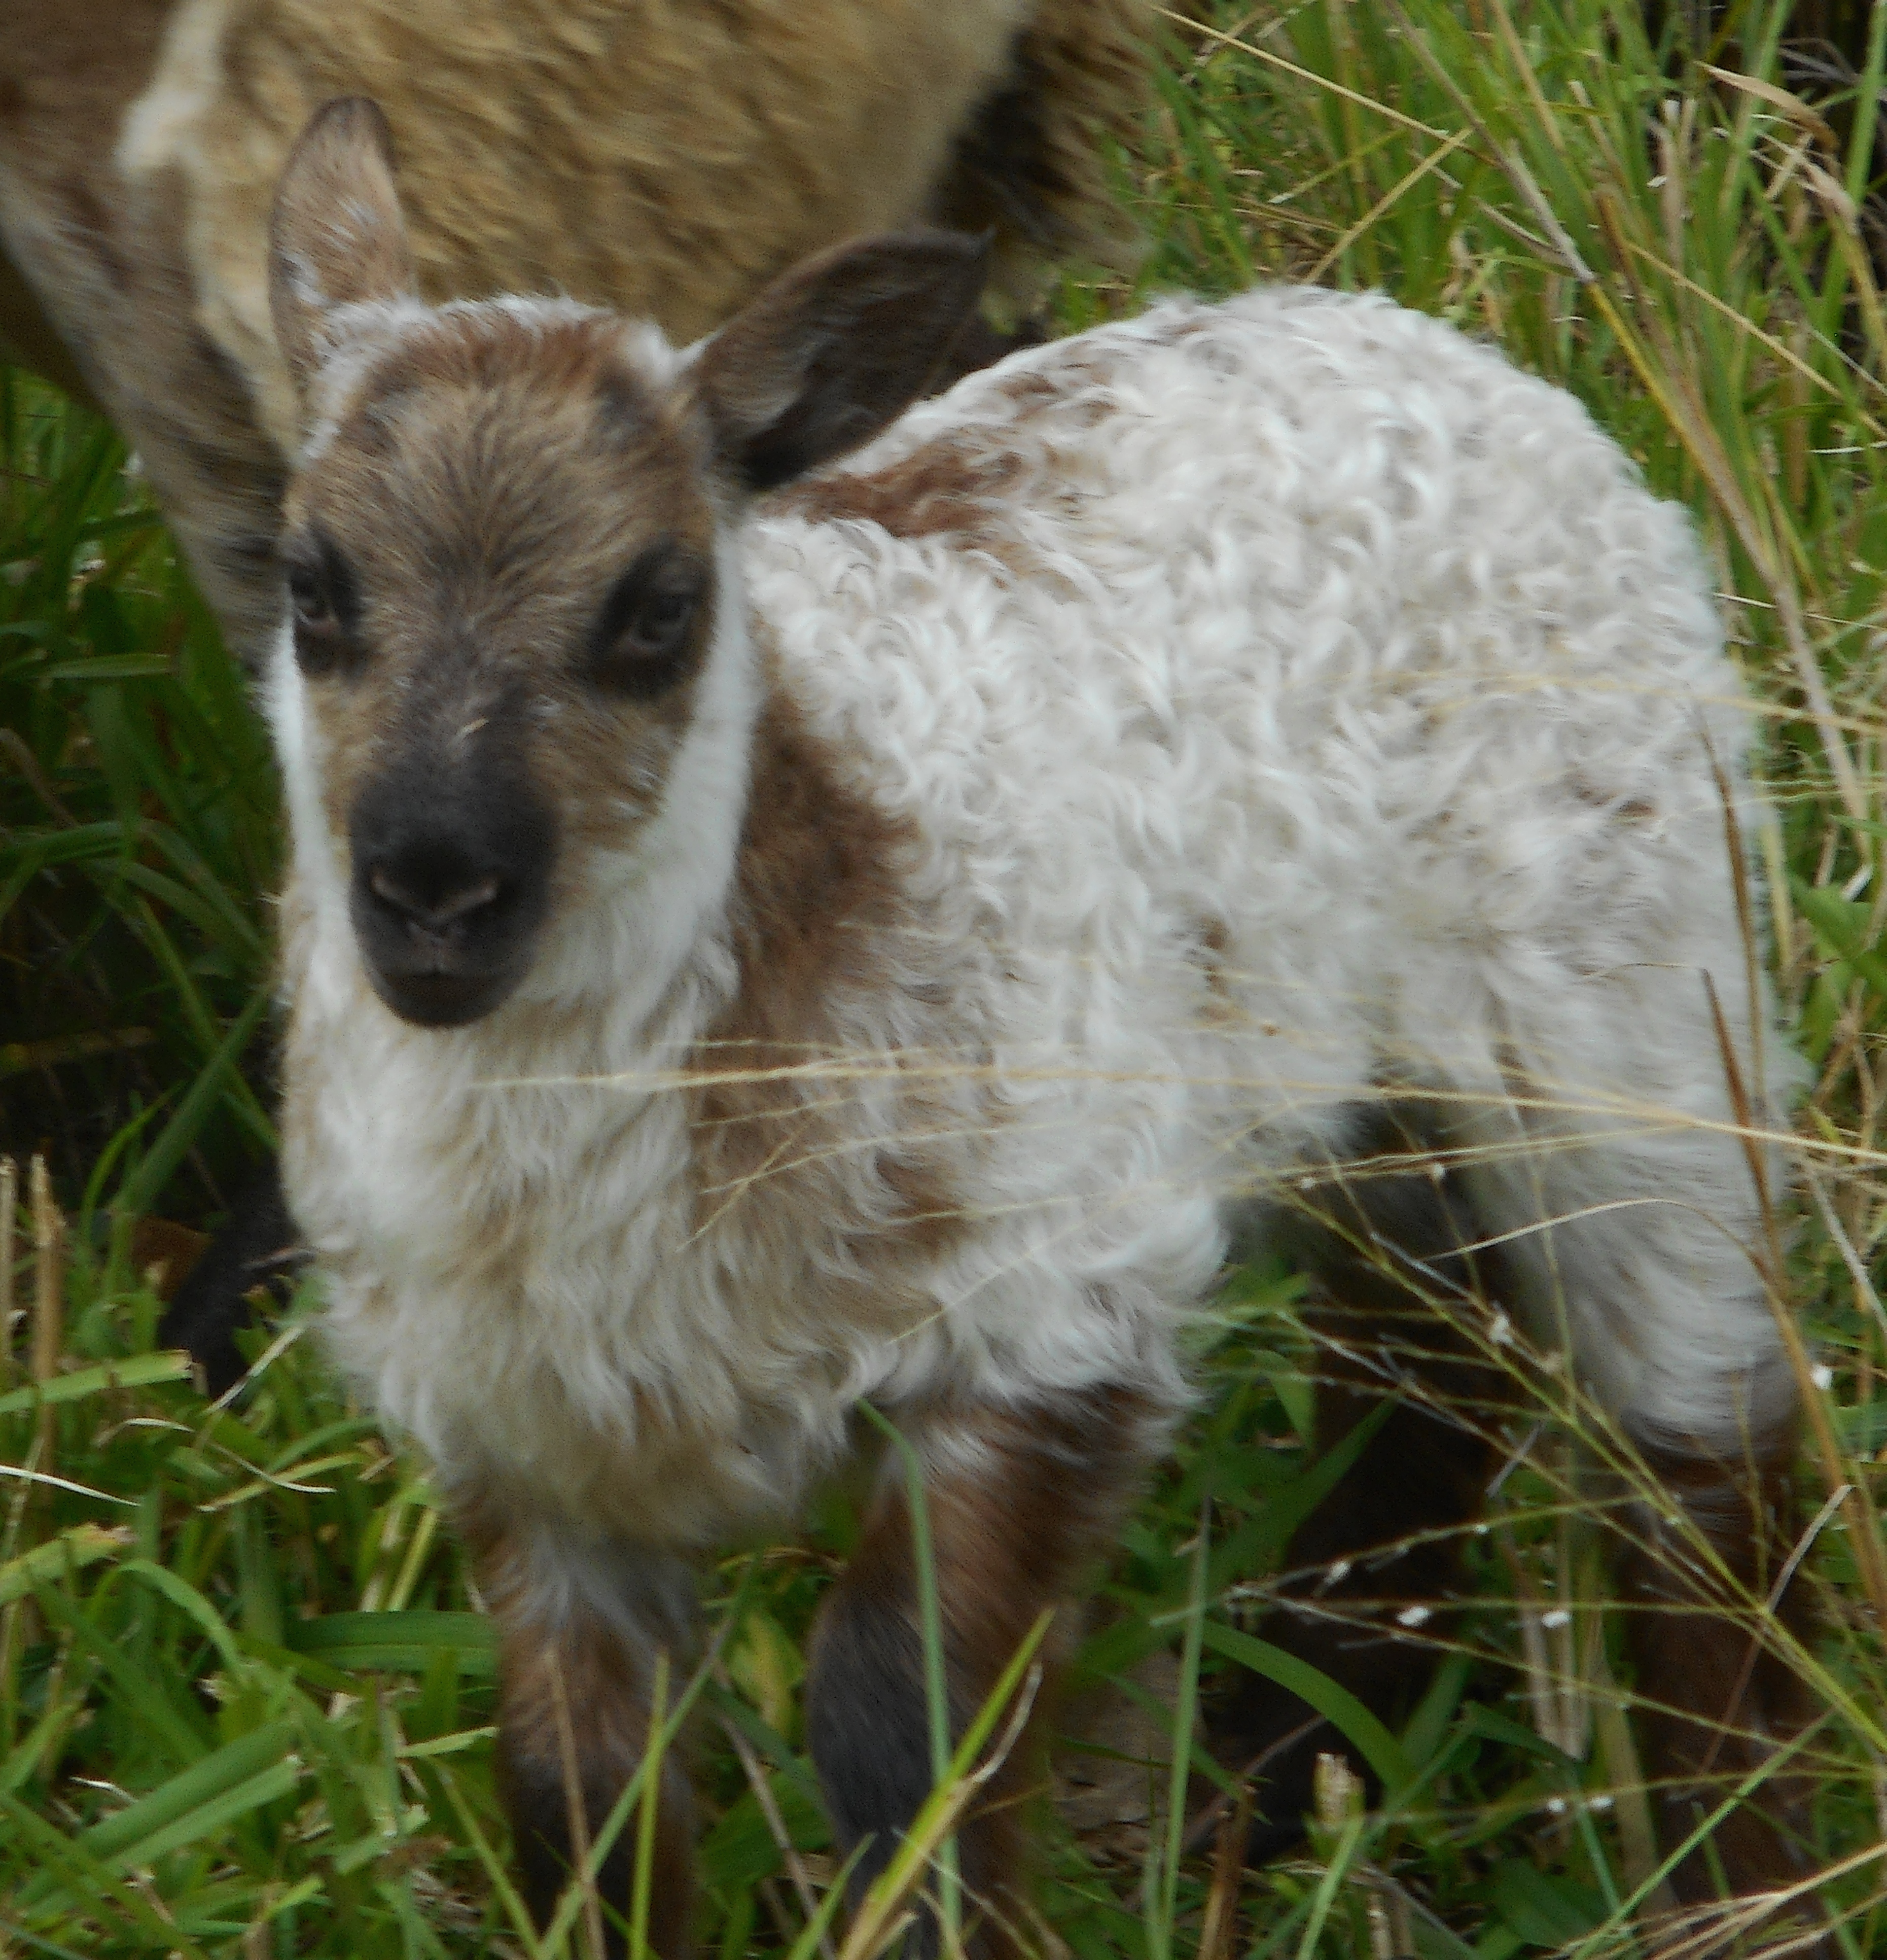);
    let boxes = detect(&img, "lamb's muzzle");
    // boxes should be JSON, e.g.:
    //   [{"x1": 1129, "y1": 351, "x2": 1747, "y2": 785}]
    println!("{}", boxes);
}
[
  {"x1": 264, "y1": 97, "x2": 1828, "y2": 1960},
  {"x1": 344, "y1": 715, "x2": 555, "y2": 1028}
]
